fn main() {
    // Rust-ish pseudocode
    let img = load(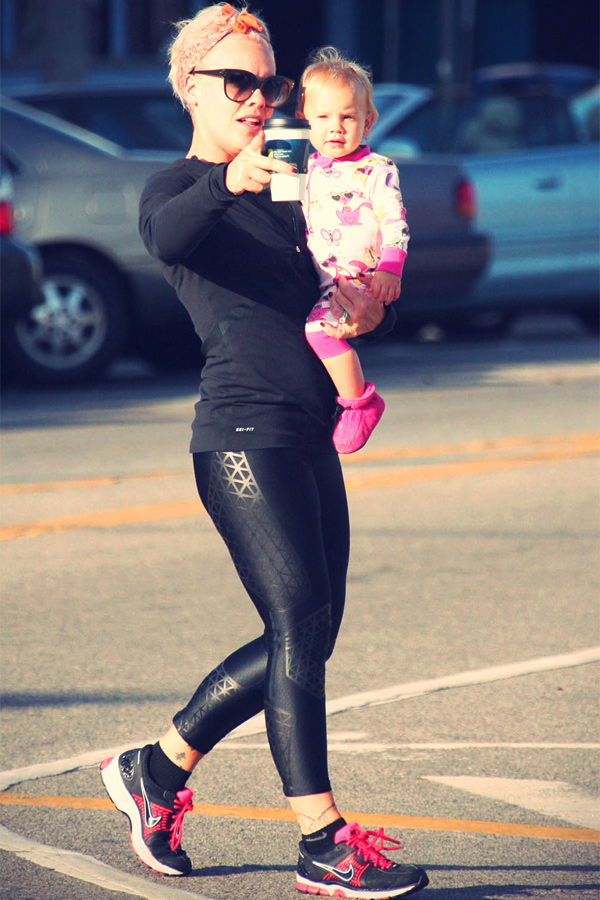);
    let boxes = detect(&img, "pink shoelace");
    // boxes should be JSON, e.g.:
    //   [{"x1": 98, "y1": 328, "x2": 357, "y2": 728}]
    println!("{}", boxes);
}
[
  {"x1": 338, "y1": 823, "x2": 403, "y2": 870},
  {"x1": 169, "y1": 788, "x2": 194, "y2": 850}
]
